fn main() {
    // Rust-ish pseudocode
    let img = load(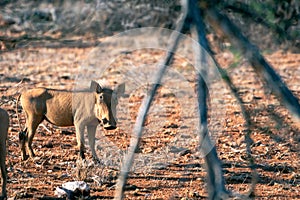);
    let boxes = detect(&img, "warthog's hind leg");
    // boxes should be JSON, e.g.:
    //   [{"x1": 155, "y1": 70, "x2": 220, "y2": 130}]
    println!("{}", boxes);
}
[
  {"x1": 19, "y1": 128, "x2": 28, "y2": 160},
  {"x1": 26, "y1": 115, "x2": 44, "y2": 159}
]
